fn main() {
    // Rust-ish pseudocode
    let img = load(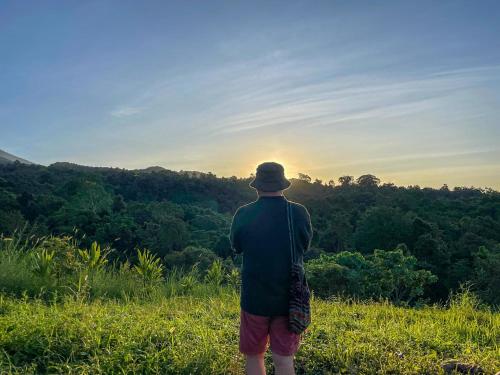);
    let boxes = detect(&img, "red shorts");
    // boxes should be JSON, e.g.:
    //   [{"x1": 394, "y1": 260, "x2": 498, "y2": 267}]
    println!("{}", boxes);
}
[{"x1": 239, "y1": 309, "x2": 300, "y2": 356}]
